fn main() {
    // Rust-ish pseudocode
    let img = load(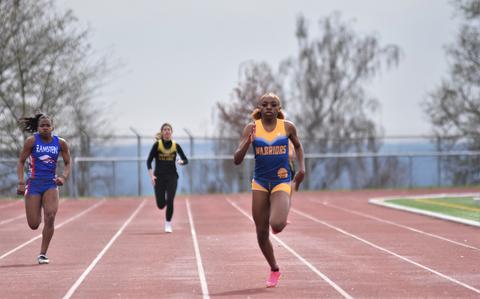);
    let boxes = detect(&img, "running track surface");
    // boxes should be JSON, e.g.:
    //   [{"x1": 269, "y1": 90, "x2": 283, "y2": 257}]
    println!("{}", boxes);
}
[{"x1": 0, "y1": 188, "x2": 479, "y2": 298}]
